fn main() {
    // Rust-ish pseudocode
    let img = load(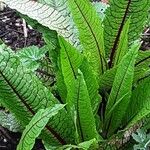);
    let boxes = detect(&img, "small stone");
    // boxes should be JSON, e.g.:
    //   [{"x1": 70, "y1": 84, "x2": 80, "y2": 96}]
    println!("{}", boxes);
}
[{"x1": 3, "y1": 138, "x2": 7, "y2": 143}]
